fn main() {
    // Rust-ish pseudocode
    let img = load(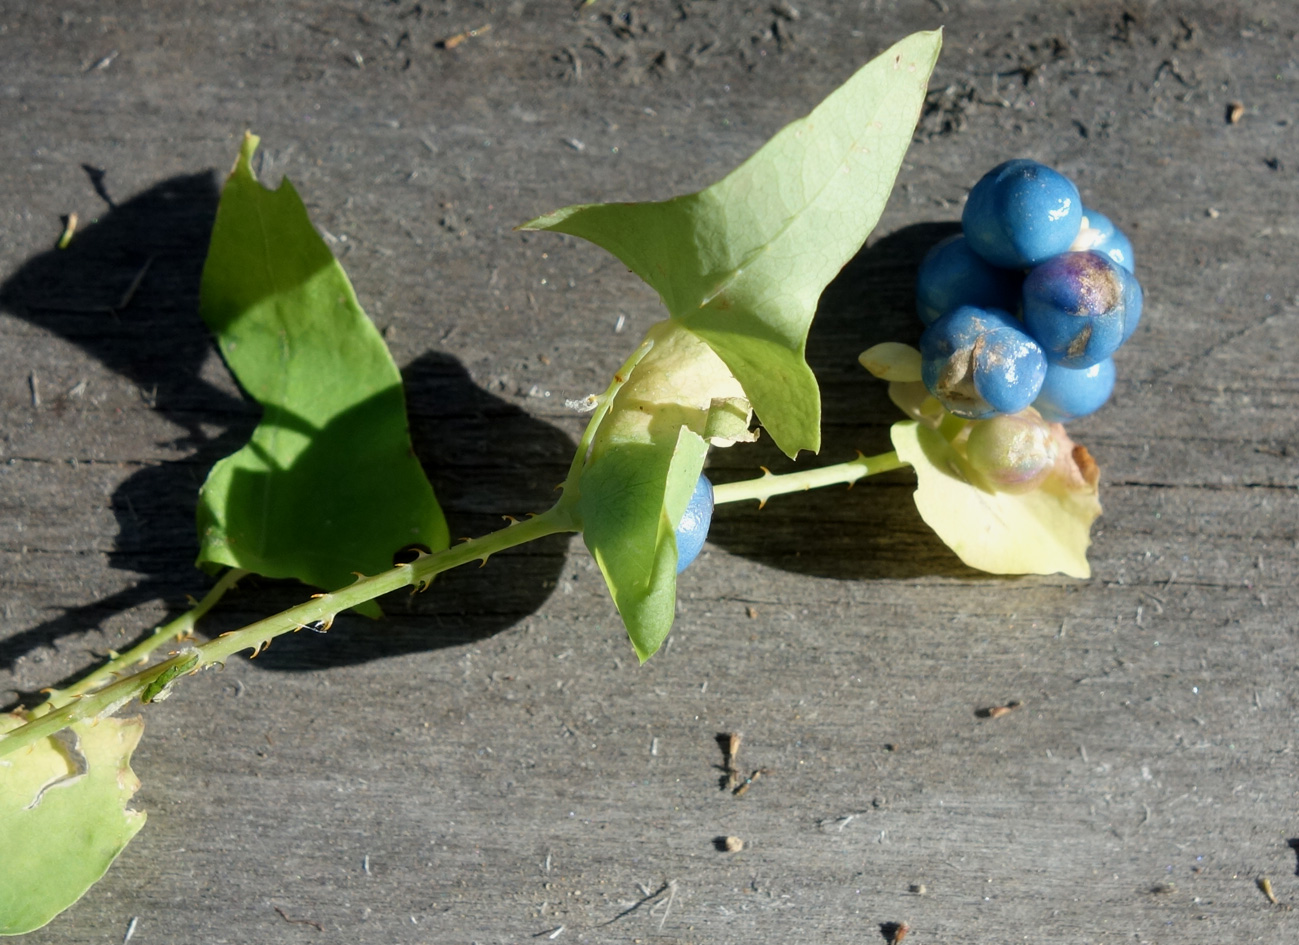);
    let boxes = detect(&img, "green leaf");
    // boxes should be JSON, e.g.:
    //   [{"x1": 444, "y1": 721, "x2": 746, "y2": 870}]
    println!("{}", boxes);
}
[
  {"x1": 197, "y1": 134, "x2": 449, "y2": 600},
  {"x1": 522, "y1": 30, "x2": 942, "y2": 459},
  {"x1": 0, "y1": 714, "x2": 146, "y2": 935},
  {"x1": 573, "y1": 320, "x2": 741, "y2": 660},
  {"x1": 891, "y1": 420, "x2": 1102, "y2": 578},
  {"x1": 578, "y1": 427, "x2": 707, "y2": 662}
]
